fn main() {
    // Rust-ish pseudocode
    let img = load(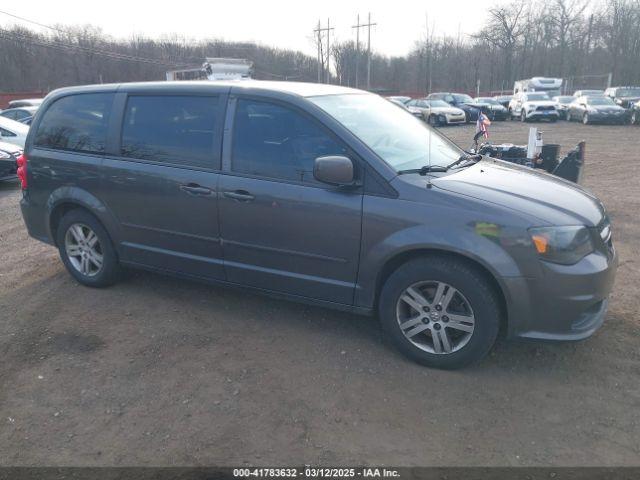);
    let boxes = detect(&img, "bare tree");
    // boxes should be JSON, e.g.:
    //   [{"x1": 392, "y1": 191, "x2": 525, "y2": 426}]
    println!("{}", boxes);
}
[{"x1": 476, "y1": 1, "x2": 527, "y2": 85}]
